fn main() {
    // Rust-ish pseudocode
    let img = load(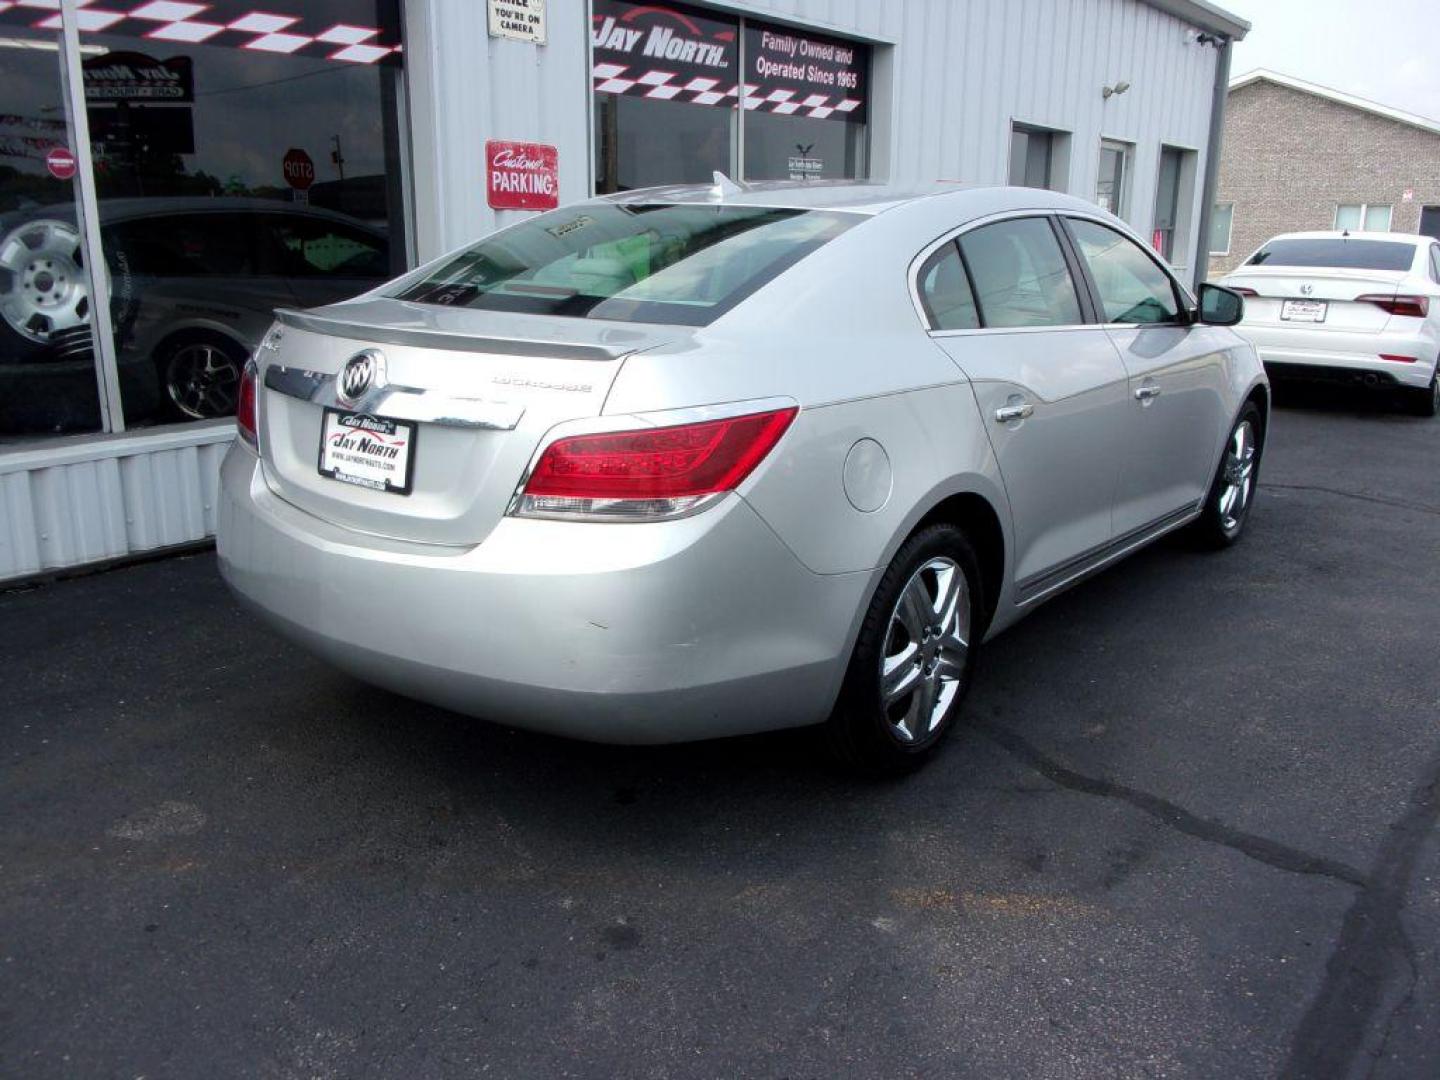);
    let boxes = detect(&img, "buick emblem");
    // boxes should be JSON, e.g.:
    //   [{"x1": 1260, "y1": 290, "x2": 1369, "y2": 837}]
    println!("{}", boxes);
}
[
  {"x1": 337, "y1": 350, "x2": 384, "y2": 406},
  {"x1": 1300, "y1": 283, "x2": 1314, "y2": 296}
]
